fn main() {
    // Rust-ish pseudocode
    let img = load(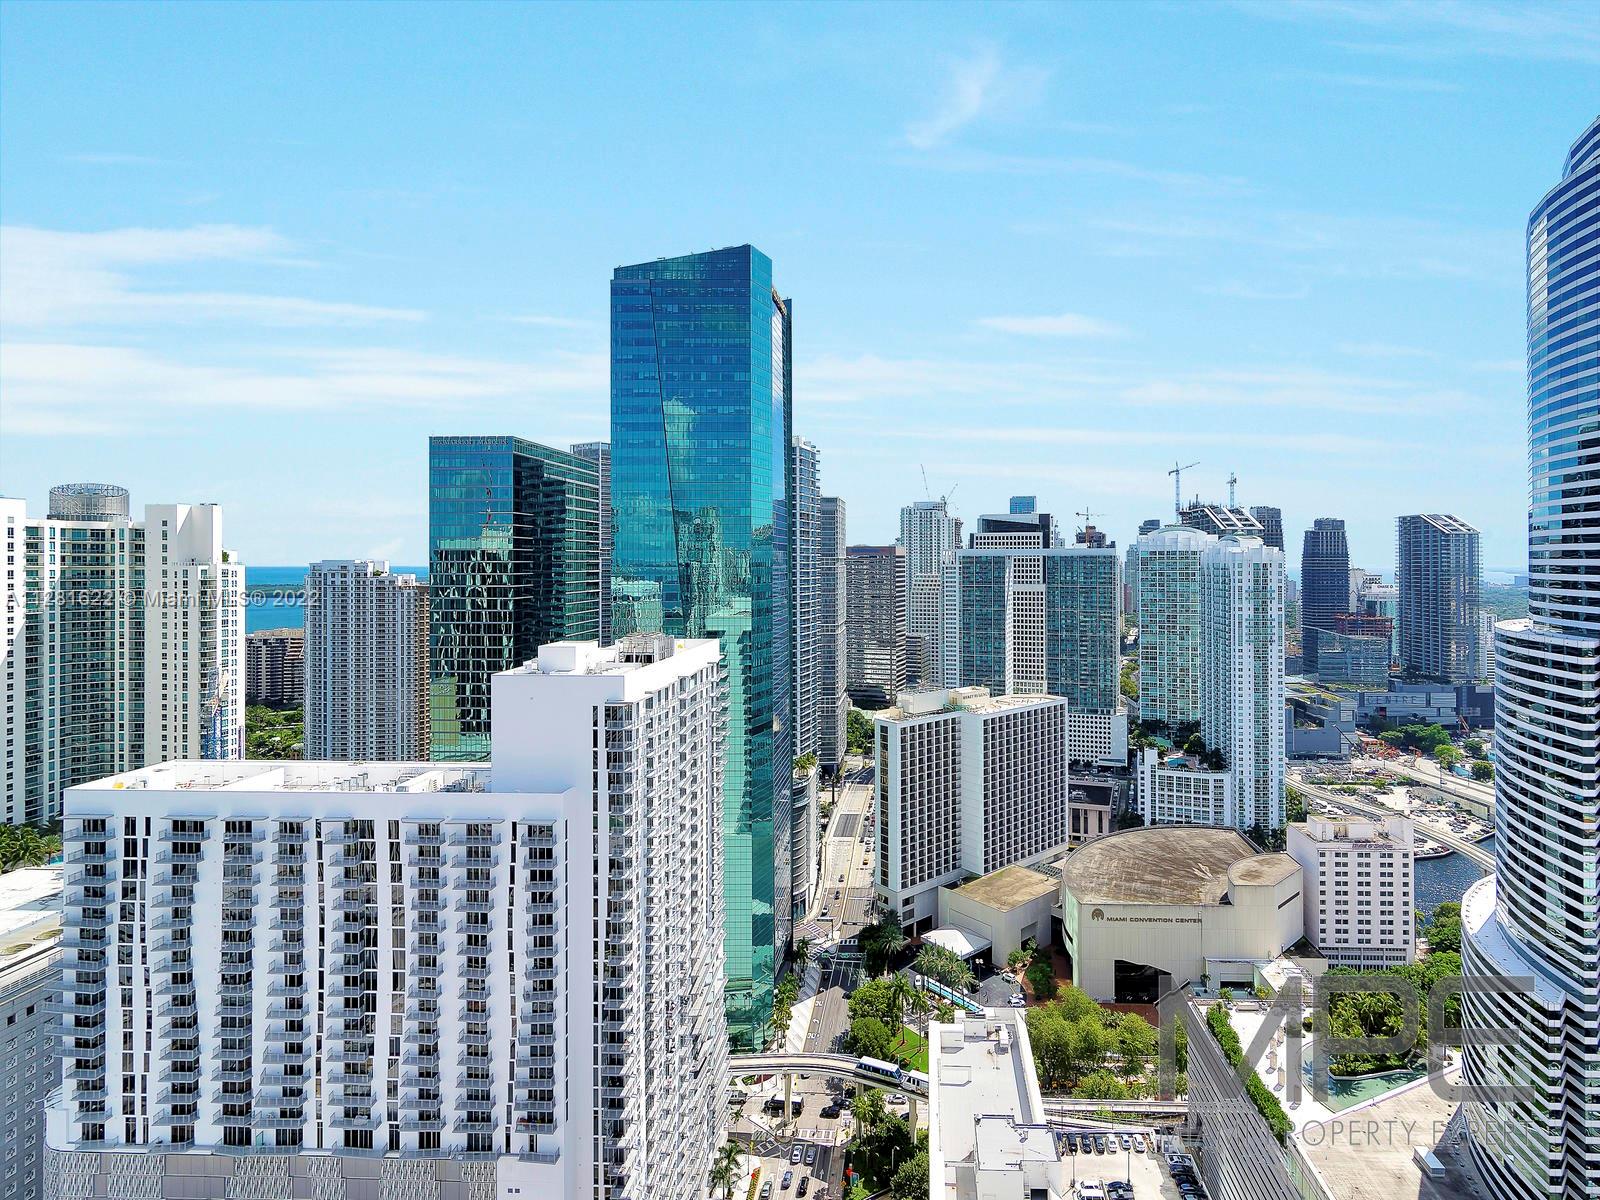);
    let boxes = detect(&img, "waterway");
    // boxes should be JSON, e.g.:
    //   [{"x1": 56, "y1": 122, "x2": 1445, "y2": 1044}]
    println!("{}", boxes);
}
[
  {"x1": 1415, "y1": 836, "x2": 1493, "y2": 913},
  {"x1": 245, "y1": 565, "x2": 428, "y2": 633}
]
